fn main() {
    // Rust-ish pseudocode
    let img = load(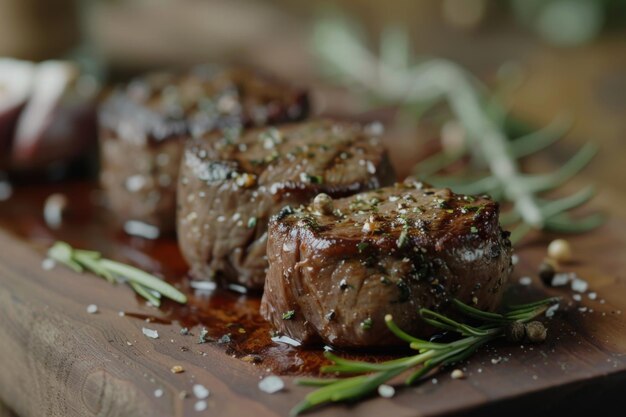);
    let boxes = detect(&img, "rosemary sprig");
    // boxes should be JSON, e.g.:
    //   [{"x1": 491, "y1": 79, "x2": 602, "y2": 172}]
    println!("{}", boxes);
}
[
  {"x1": 291, "y1": 297, "x2": 559, "y2": 416},
  {"x1": 47, "y1": 241, "x2": 187, "y2": 306},
  {"x1": 312, "y1": 16, "x2": 603, "y2": 244}
]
